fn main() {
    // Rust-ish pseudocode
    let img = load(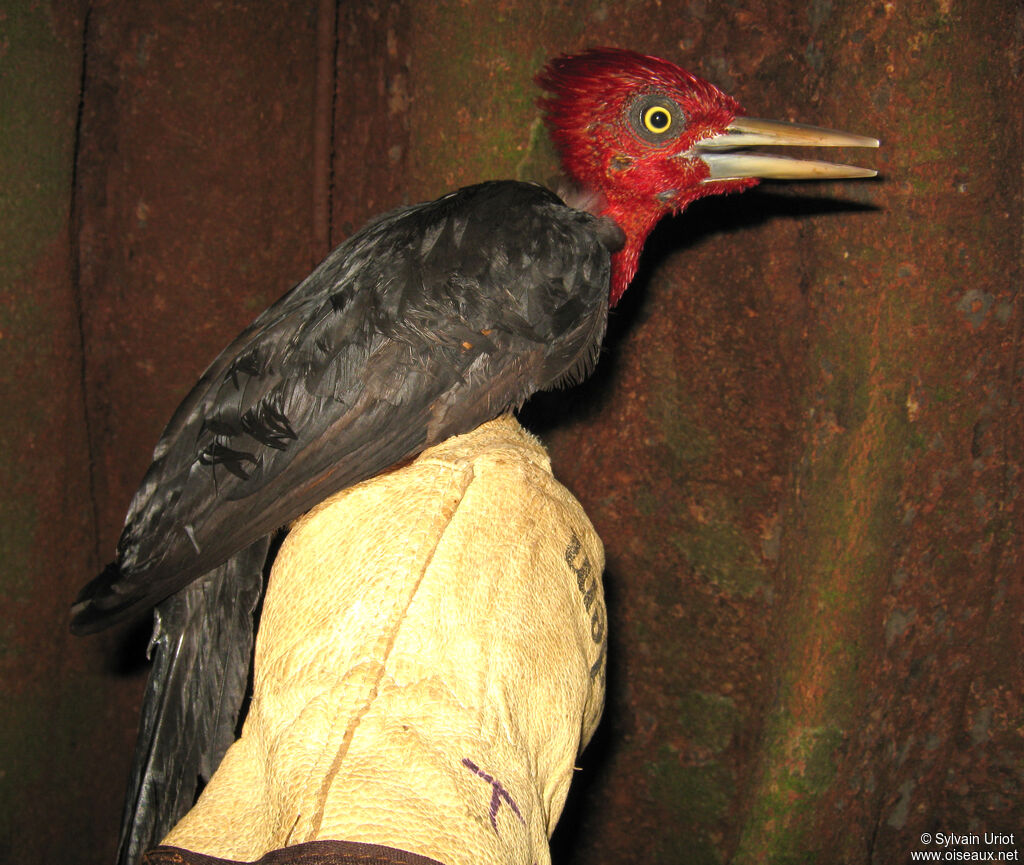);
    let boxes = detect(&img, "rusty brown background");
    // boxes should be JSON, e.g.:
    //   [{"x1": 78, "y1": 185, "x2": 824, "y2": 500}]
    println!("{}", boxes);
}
[{"x1": 1, "y1": 1, "x2": 1021, "y2": 863}]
